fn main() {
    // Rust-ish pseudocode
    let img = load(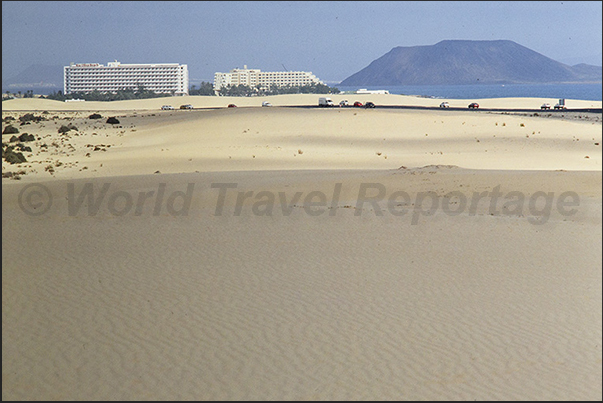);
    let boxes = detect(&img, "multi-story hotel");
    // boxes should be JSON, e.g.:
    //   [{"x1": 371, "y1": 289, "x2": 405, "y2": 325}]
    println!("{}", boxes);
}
[
  {"x1": 64, "y1": 61, "x2": 189, "y2": 95},
  {"x1": 214, "y1": 65, "x2": 324, "y2": 91}
]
